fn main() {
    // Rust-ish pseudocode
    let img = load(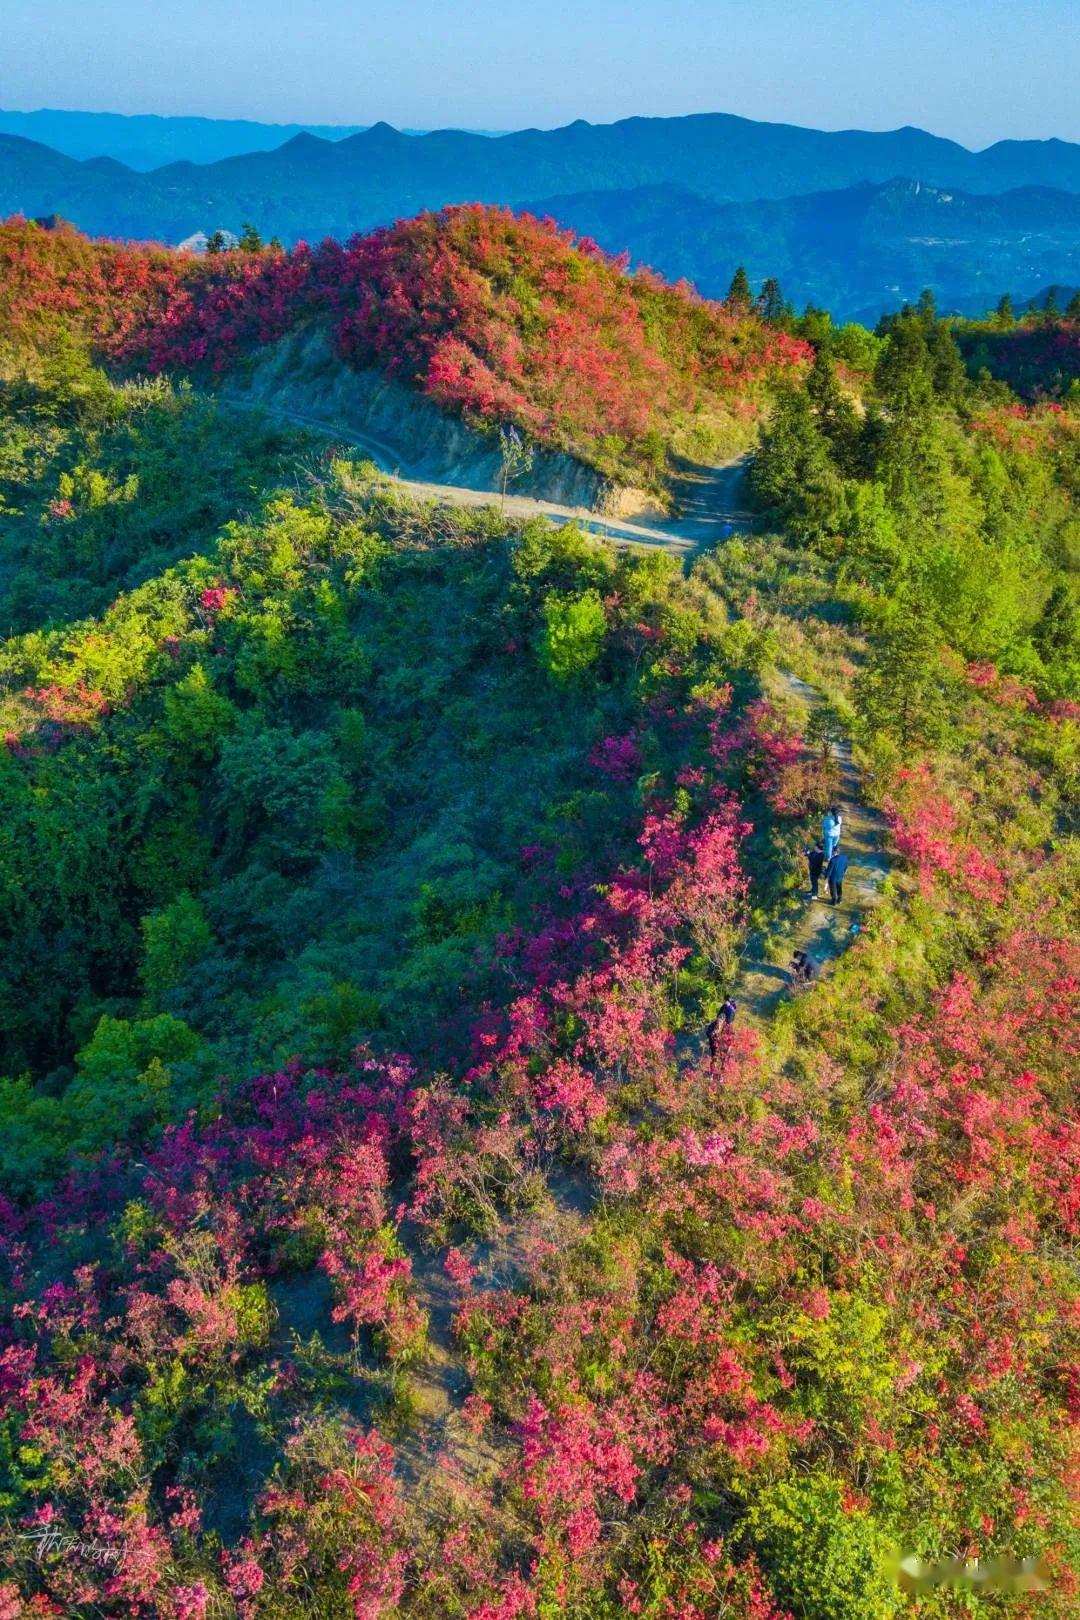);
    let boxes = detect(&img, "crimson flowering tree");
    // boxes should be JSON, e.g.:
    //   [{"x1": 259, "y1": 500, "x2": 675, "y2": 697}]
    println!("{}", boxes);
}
[
  {"x1": 883, "y1": 760, "x2": 1009, "y2": 906},
  {"x1": 0, "y1": 216, "x2": 210, "y2": 361}
]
